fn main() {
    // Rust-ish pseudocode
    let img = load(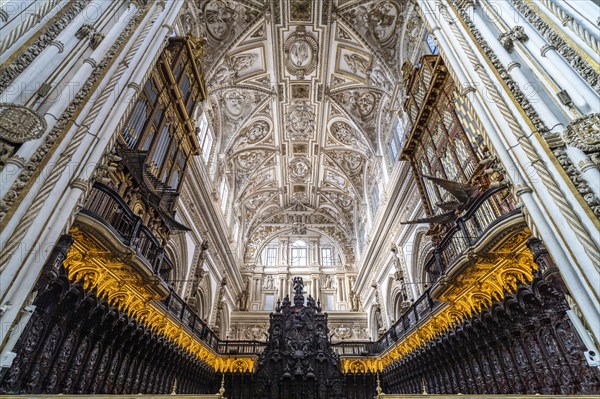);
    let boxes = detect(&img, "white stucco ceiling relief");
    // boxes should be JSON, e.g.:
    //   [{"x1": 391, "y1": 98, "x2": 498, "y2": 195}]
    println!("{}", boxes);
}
[{"x1": 197, "y1": 0, "x2": 414, "y2": 267}]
